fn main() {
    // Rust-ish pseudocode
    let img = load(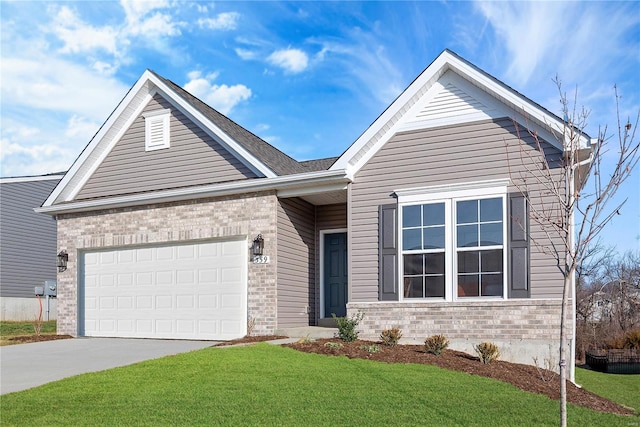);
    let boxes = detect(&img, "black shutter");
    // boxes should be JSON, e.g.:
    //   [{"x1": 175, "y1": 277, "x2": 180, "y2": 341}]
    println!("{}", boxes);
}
[
  {"x1": 508, "y1": 193, "x2": 530, "y2": 298},
  {"x1": 379, "y1": 204, "x2": 399, "y2": 301}
]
